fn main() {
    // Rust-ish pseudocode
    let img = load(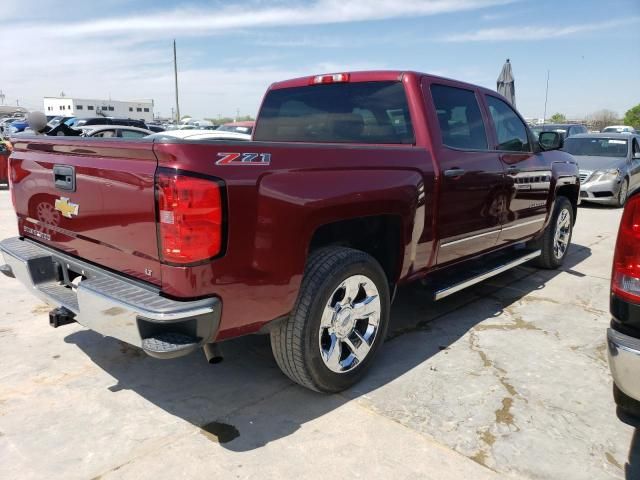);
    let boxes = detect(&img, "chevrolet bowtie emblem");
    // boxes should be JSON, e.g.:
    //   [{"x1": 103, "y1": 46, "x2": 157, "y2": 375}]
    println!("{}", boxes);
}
[{"x1": 54, "y1": 197, "x2": 79, "y2": 218}]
